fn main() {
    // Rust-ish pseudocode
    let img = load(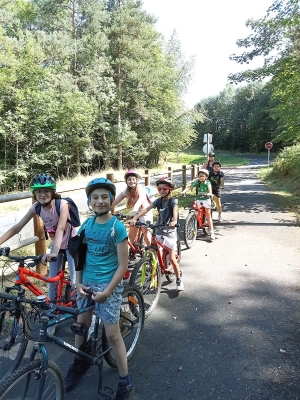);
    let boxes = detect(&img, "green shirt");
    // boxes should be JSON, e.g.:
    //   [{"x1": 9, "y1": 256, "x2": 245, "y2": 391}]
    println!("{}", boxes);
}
[{"x1": 191, "y1": 179, "x2": 211, "y2": 200}]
